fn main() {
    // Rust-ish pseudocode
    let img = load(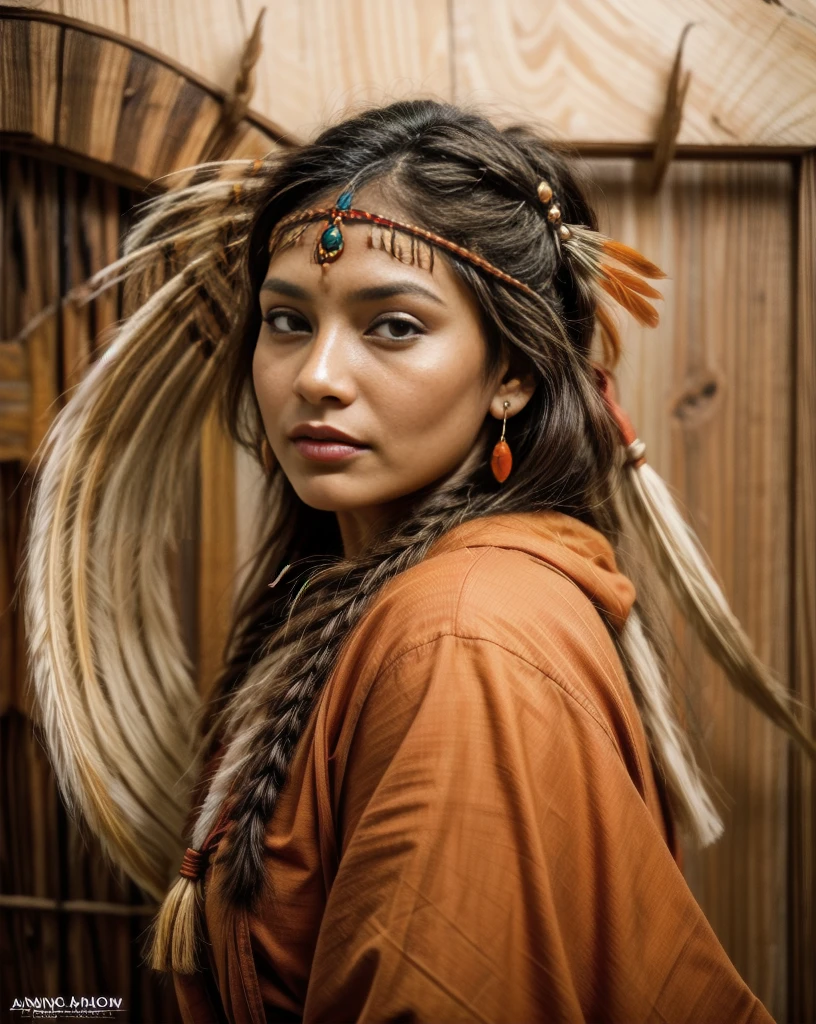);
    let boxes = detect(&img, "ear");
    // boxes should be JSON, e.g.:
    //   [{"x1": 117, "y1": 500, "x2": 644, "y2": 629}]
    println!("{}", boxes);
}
[{"x1": 488, "y1": 365, "x2": 537, "y2": 420}]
